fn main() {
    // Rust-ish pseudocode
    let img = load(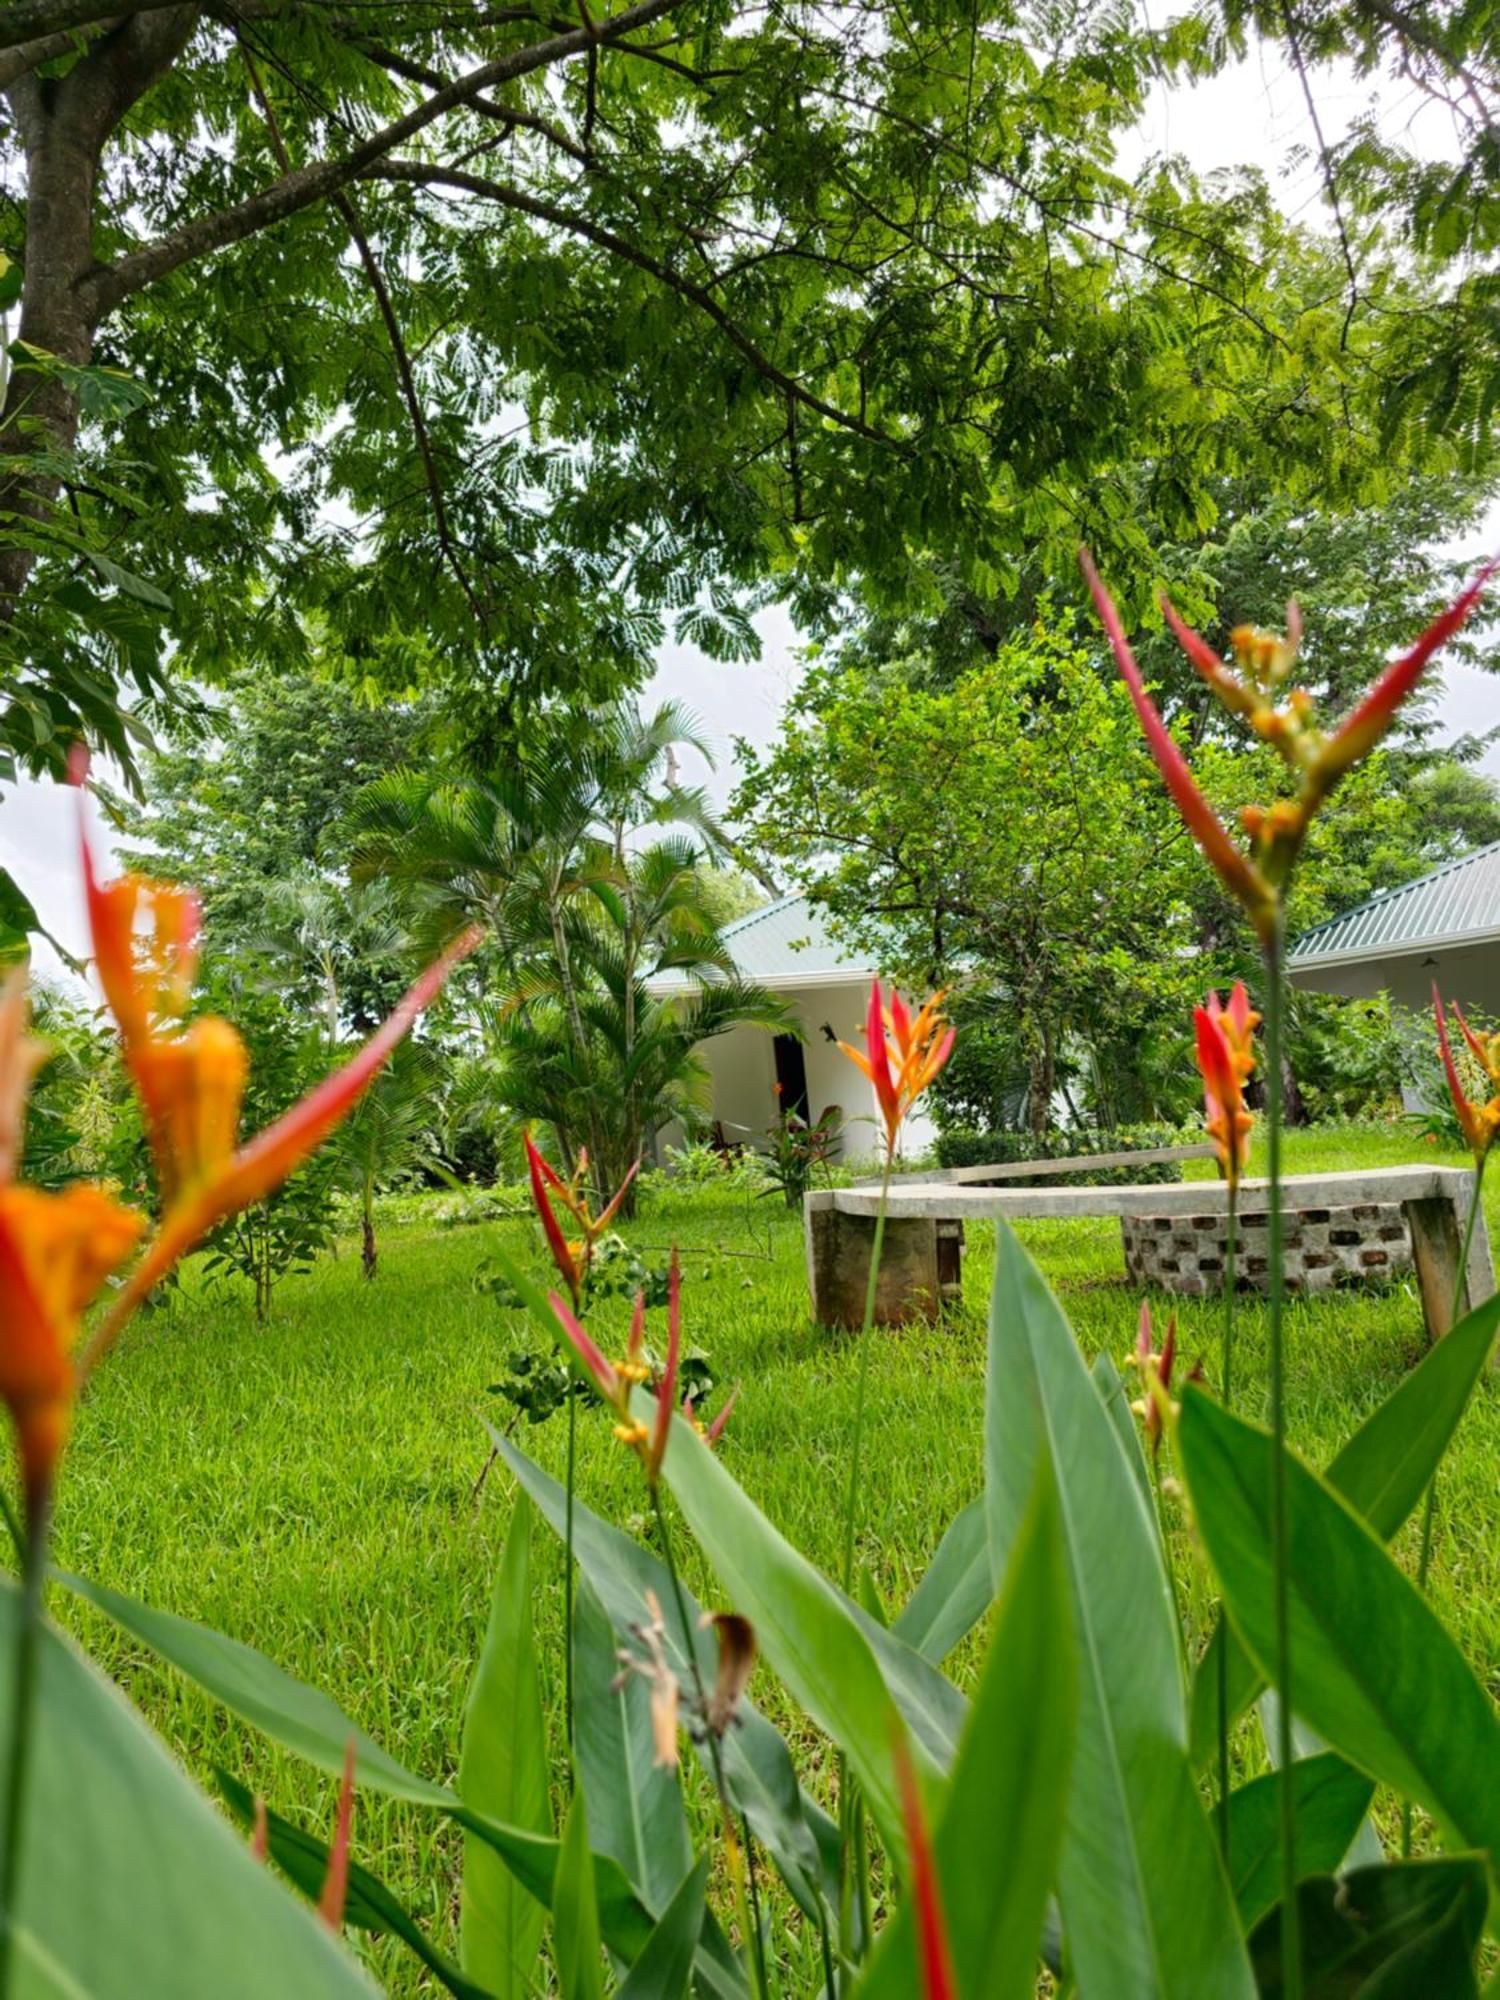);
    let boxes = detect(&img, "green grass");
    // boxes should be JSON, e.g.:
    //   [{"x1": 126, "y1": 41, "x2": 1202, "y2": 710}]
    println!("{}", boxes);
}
[{"x1": 48, "y1": 1121, "x2": 1499, "y2": 1992}]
